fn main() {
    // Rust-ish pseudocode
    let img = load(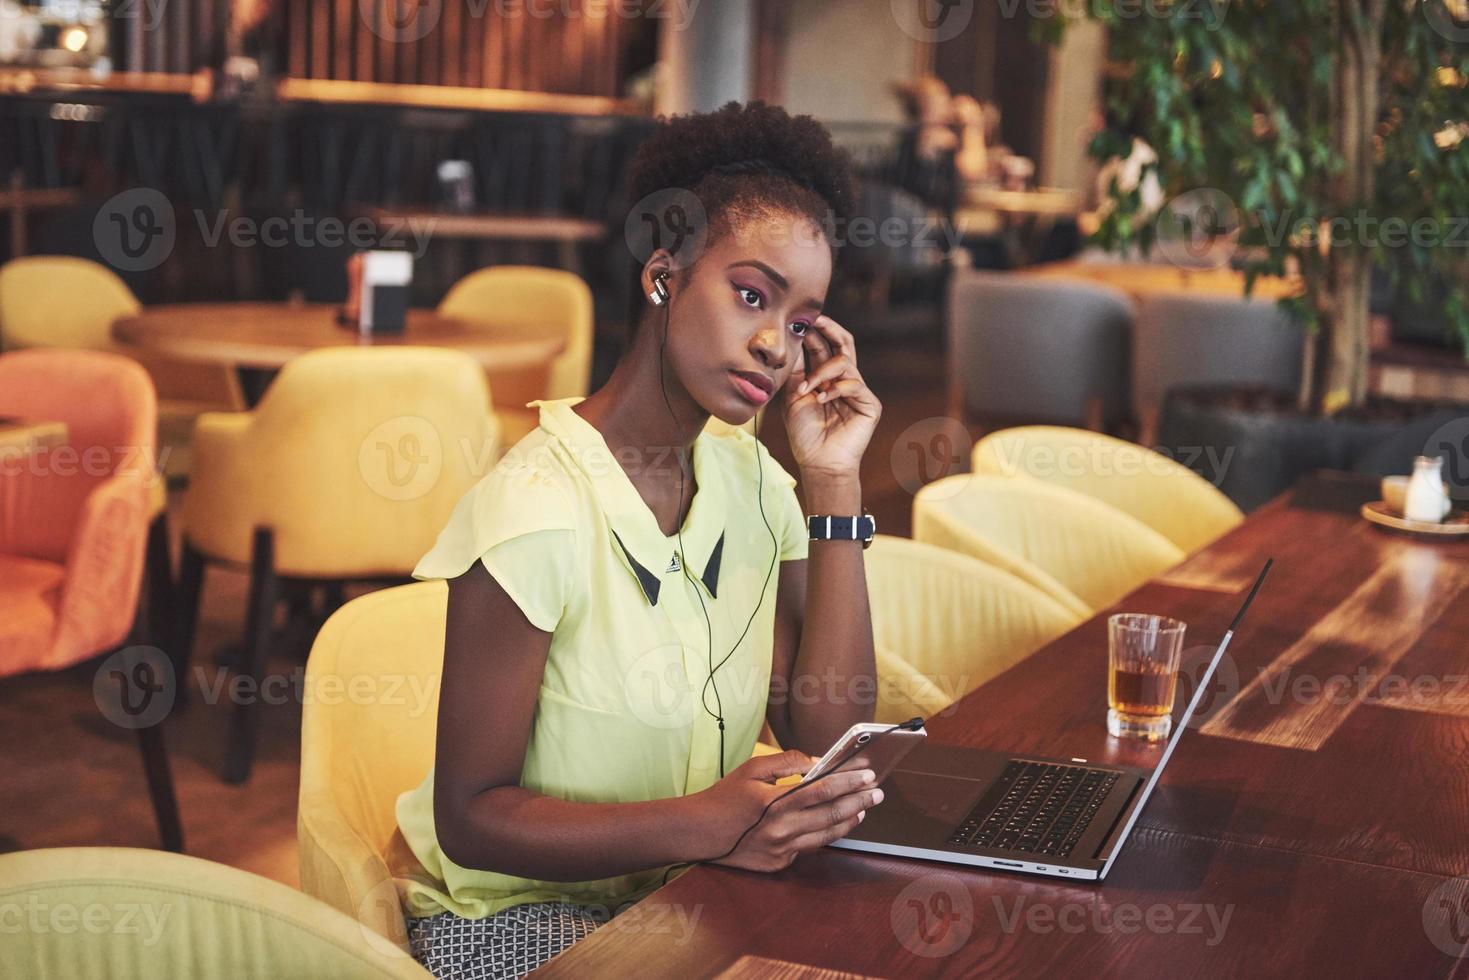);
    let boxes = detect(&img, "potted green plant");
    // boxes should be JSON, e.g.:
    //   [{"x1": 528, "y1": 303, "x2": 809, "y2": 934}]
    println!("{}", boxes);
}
[{"x1": 1049, "y1": 1, "x2": 1469, "y2": 508}]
